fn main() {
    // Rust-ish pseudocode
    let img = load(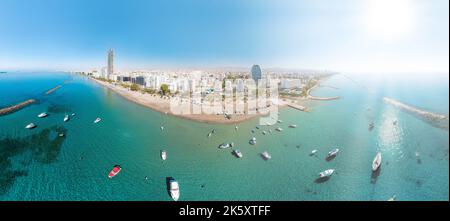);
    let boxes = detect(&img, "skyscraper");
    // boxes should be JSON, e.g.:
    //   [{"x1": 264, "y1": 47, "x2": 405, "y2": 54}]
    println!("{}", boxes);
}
[
  {"x1": 251, "y1": 65, "x2": 262, "y2": 83},
  {"x1": 107, "y1": 49, "x2": 114, "y2": 77}
]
